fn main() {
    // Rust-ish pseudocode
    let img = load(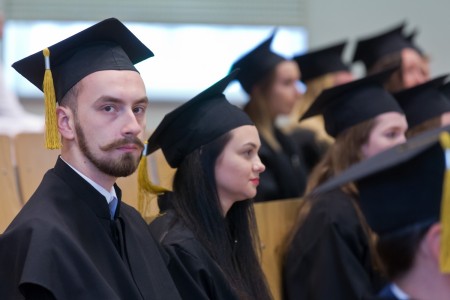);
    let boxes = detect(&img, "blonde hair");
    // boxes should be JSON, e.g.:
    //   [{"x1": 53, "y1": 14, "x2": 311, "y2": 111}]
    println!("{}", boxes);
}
[
  {"x1": 295, "y1": 73, "x2": 336, "y2": 119},
  {"x1": 287, "y1": 73, "x2": 335, "y2": 143}
]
